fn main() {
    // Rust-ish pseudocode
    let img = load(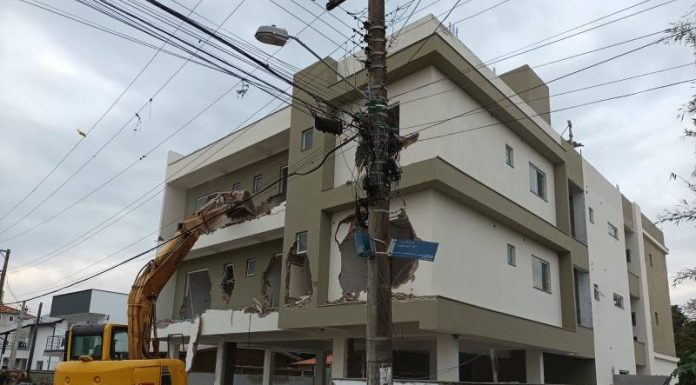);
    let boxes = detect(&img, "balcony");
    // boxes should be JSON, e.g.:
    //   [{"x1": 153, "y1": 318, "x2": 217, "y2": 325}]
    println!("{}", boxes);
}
[
  {"x1": 628, "y1": 272, "x2": 641, "y2": 298},
  {"x1": 44, "y1": 335, "x2": 65, "y2": 357},
  {"x1": 634, "y1": 340, "x2": 646, "y2": 366}
]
